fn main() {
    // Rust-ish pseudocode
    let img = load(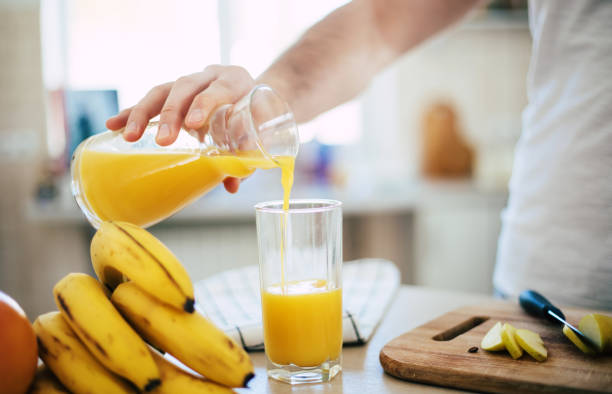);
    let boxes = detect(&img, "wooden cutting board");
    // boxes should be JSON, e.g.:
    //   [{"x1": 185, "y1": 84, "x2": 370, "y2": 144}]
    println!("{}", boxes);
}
[{"x1": 380, "y1": 302, "x2": 612, "y2": 393}]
